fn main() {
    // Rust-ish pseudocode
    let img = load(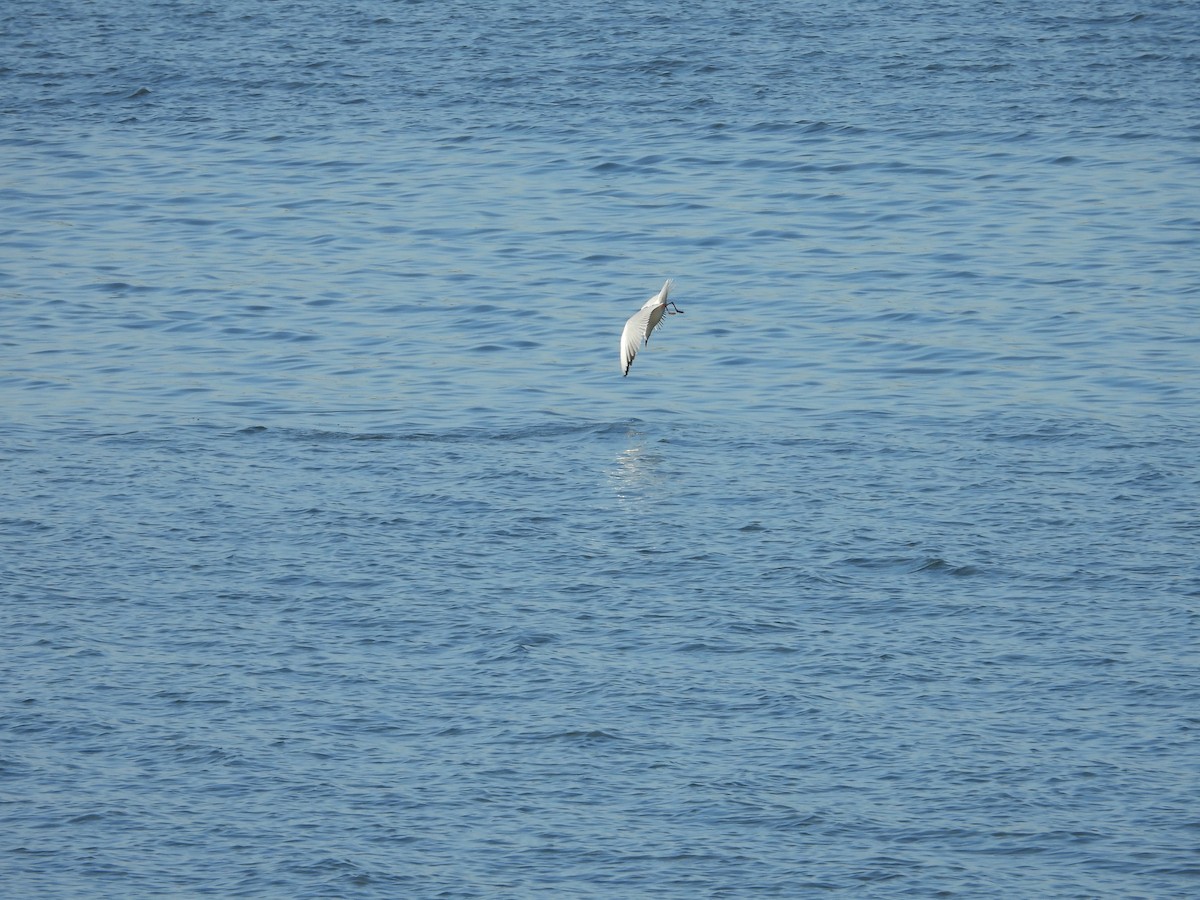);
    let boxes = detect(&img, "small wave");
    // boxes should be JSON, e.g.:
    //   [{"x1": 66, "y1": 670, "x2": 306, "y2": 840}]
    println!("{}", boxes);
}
[
  {"x1": 840, "y1": 555, "x2": 981, "y2": 576},
  {"x1": 230, "y1": 419, "x2": 637, "y2": 446}
]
